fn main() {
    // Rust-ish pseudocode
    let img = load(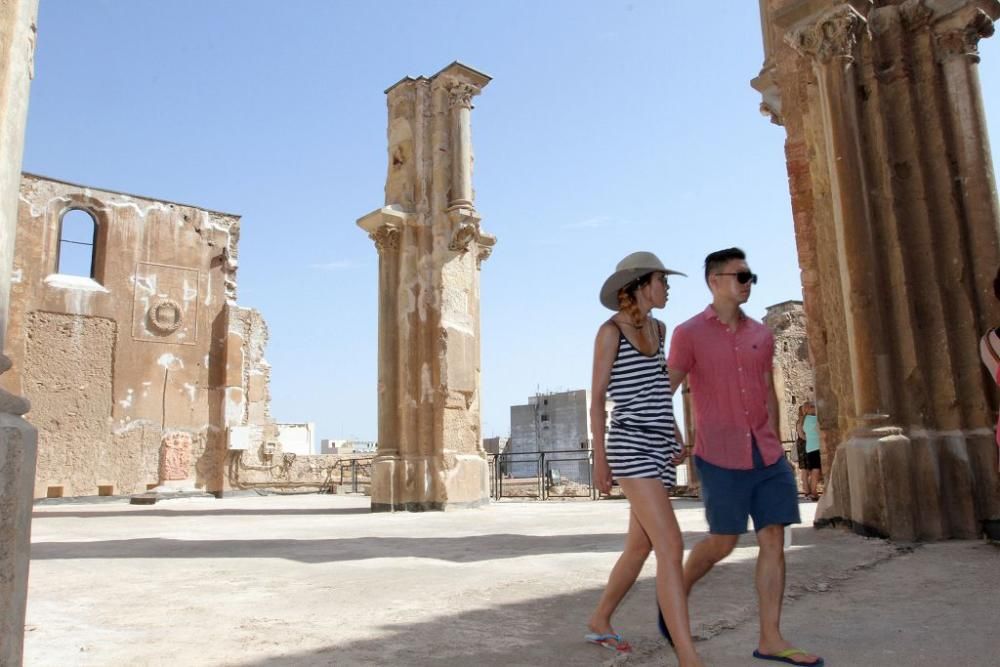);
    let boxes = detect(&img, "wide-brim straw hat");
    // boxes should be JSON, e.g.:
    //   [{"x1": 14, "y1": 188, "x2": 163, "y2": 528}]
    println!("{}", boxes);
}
[{"x1": 599, "y1": 251, "x2": 687, "y2": 310}]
